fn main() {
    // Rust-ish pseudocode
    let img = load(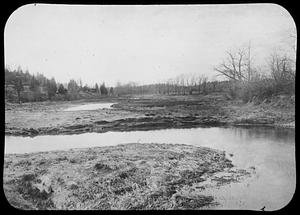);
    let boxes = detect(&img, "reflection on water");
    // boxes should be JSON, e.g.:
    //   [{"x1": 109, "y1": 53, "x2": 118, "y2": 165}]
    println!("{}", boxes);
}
[
  {"x1": 231, "y1": 125, "x2": 295, "y2": 143},
  {"x1": 63, "y1": 103, "x2": 115, "y2": 111},
  {"x1": 4, "y1": 126, "x2": 295, "y2": 211}
]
